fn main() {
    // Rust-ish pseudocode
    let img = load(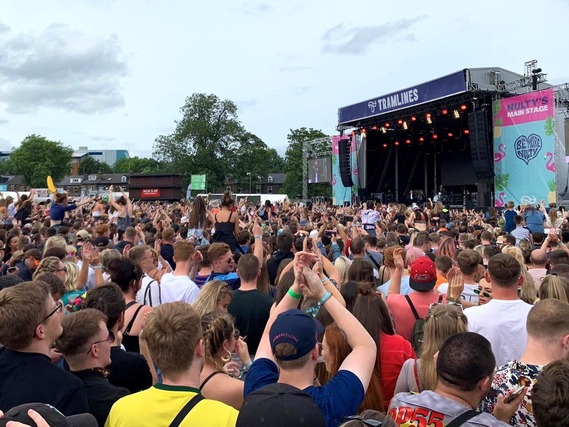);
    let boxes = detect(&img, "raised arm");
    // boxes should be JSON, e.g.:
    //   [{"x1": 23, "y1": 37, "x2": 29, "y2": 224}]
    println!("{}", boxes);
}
[{"x1": 387, "y1": 247, "x2": 405, "y2": 296}]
